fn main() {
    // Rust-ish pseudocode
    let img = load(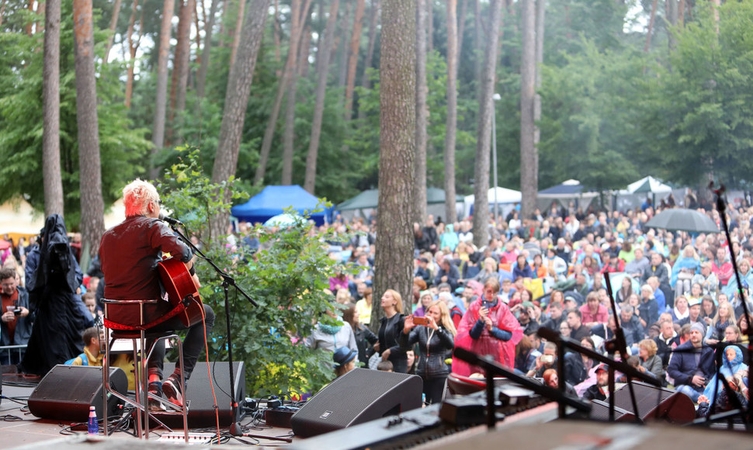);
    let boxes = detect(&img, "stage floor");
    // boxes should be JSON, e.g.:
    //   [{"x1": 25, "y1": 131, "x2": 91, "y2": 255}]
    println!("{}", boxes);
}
[{"x1": 1, "y1": 381, "x2": 296, "y2": 449}]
